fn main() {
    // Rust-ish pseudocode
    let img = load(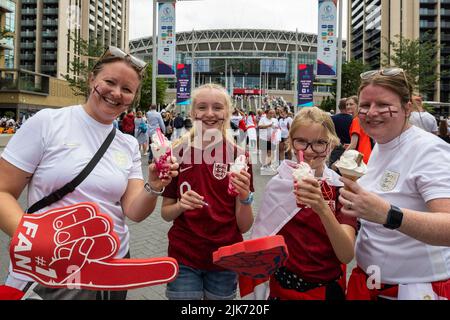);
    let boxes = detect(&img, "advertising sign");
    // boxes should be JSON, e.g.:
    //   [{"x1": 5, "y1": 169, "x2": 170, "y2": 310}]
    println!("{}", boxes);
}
[
  {"x1": 317, "y1": 0, "x2": 337, "y2": 77},
  {"x1": 298, "y1": 64, "x2": 314, "y2": 107},
  {"x1": 176, "y1": 64, "x2": 191, "y2": 105},
  {"x1": 158, "y1": 2, "x2": 176, "y2": 77}
]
